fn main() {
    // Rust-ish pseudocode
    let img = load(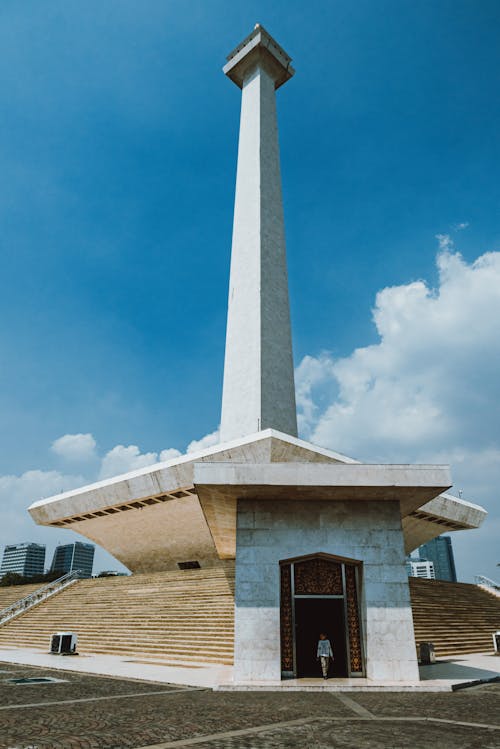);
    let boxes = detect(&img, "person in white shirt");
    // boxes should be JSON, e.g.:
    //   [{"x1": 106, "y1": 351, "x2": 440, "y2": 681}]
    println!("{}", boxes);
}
[{"x1": 316, "y1": 632, "x2": 334, "y2": 679}]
